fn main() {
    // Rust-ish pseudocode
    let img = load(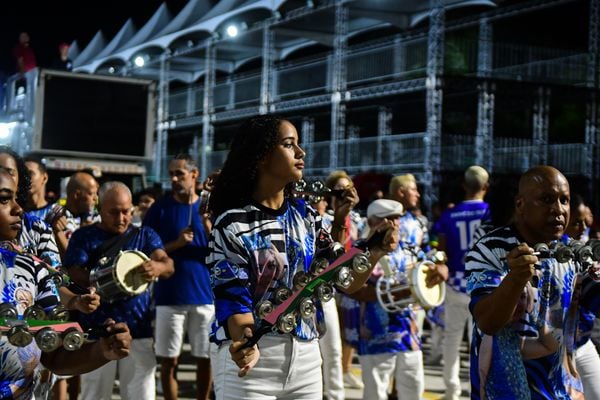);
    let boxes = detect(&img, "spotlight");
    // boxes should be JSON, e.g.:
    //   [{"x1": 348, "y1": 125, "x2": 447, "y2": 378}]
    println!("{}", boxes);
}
[
  {"x1": 226, "y1": 24, "x2": 239, "y2": 38},
  {"x1": 134, "y1": 56, "x2": 145, "y2": 67},
  {"x1": 0, "y1": 122, "x2": 16, "y2": 140},
  {"x1": 108, "y1": 66, "x2": 115, "y2": 74}
]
